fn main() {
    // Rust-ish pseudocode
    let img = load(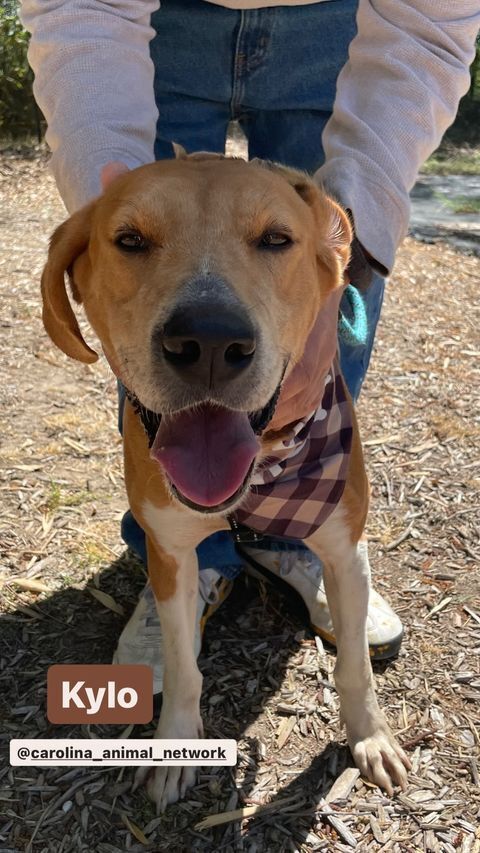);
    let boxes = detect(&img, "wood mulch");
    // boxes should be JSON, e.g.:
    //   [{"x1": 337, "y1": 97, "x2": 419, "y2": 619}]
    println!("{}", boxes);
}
[{"x1": 0, "y1": 149, "x2": 479, "y2": 853}]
